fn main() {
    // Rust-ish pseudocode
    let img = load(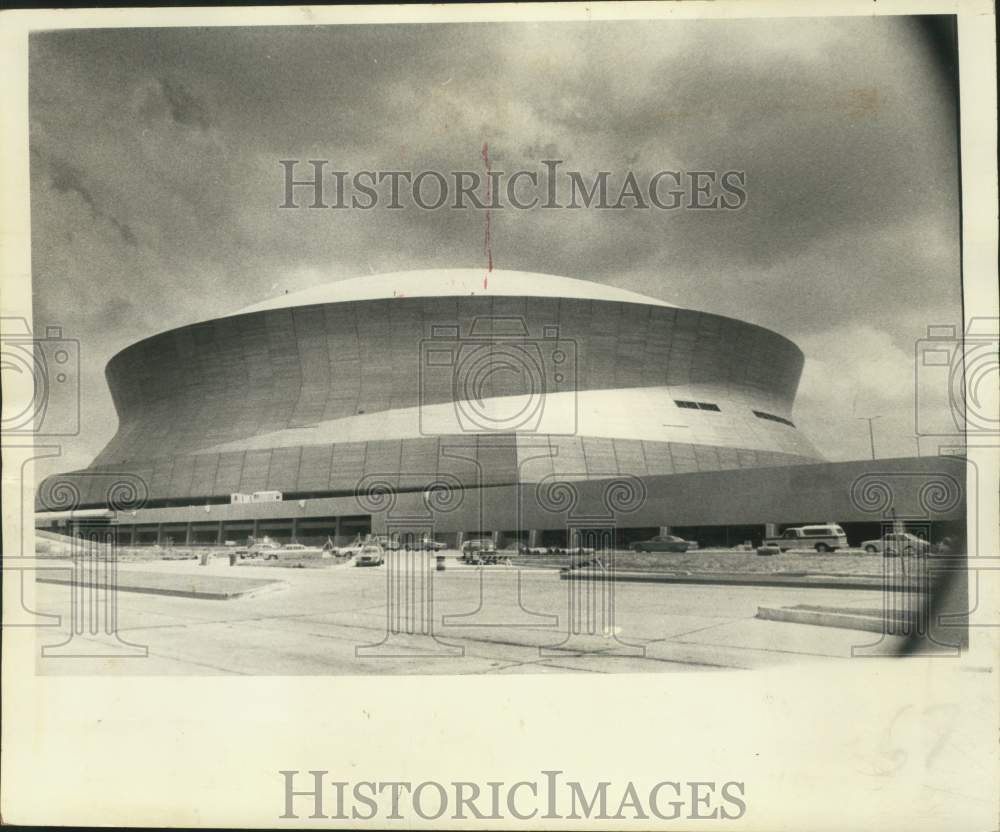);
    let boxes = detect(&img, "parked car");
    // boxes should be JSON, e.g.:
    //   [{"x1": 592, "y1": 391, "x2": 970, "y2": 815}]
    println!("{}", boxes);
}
[
  {"x1": 860, "y1": 532, "x2": 930, "y2": 557},
  {"x1": 327, "y1": 544, "x2": 356, "y2": 557},
  {"x1": 764, "y1": 524, "x2": 848, "y2": 553},
  {"x1": 458, "y1": 538, "x2": 493, "y2": 563},
  {"x1": 629, "y1": 534, "x2": 693, "y2": 553},
  {"x1": 461, "y1": 538, "x2": 496, "y2": 554},
  {"x1": 274, "y1": 543, "x2": 327, "y2": 559},
  {"x1": 326, "y1": 534, "x2": 367, "y2": 557},
  {"x1": 354, "y1": 542, "x2": 385, "y2": 567},
  {"x1": 237, "y1": 540, "x2": 284, "y2": 559},
  {"x1": 513, "y1": 543, "x2": 596, "y2": 556},
  {"x1": 381, "y1": 535, "x2": 446, "y2": 552},
  {"x1": 560, "y1": 546, "x2": 596, "y2": 556}
]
